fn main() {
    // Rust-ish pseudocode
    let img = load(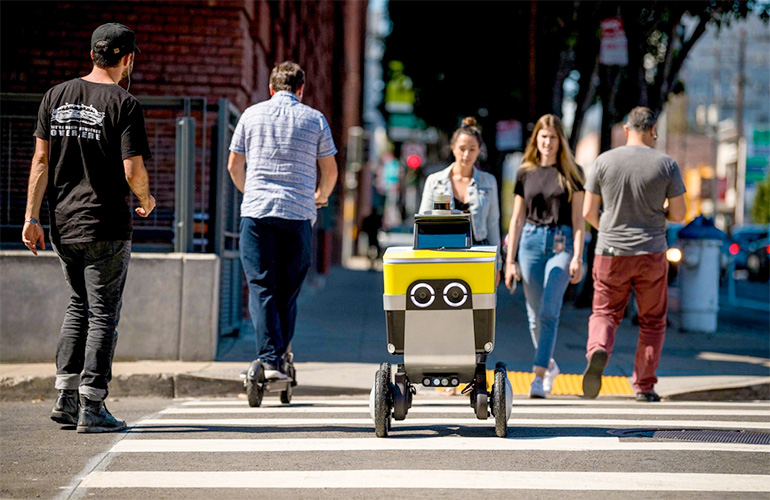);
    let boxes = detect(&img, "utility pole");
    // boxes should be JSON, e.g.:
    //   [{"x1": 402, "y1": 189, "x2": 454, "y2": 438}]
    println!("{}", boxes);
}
[
  {"x1": 708, "y1": 45, "x2": 720, "y2": 219},
  {"x1": 528, "y1": 0, "x2": 538, "y2": 123},
  {"x1": 735, "y1": 30, "x2": 746, "y2": 225}
]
